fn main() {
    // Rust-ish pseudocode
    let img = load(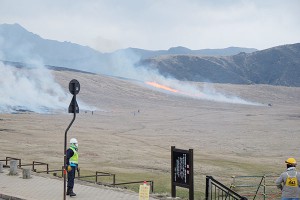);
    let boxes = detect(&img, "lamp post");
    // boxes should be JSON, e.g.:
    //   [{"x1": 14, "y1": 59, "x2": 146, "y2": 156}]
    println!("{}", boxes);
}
[{"x1": 63, "y1": 79, "x2": 80, "y2": 200}]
